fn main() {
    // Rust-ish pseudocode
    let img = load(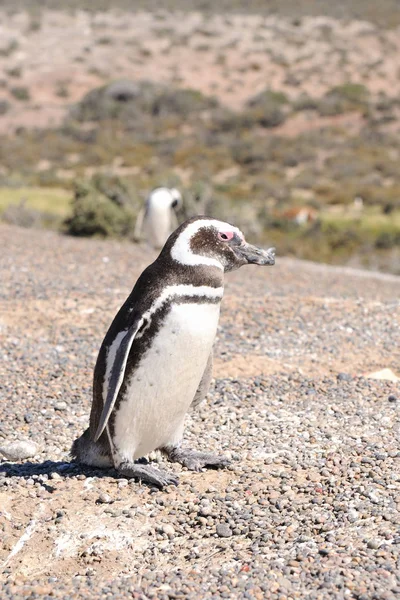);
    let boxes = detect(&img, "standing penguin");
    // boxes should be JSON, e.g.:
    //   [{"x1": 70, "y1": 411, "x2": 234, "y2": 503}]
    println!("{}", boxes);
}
[
  {"x1": 134, "y1": 187, "x2": 182, "y2": 249},
  {"x1": 71, "y1": 217, "x2": 275, "y2": 487}
]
